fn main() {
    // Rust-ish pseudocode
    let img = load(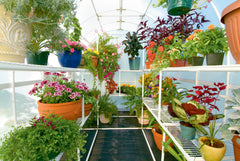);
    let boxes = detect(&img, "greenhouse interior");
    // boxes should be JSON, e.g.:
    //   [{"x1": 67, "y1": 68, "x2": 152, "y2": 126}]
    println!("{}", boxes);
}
[{"x1": 0, "y1": 0, "x2": 240, "y2": 160}]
